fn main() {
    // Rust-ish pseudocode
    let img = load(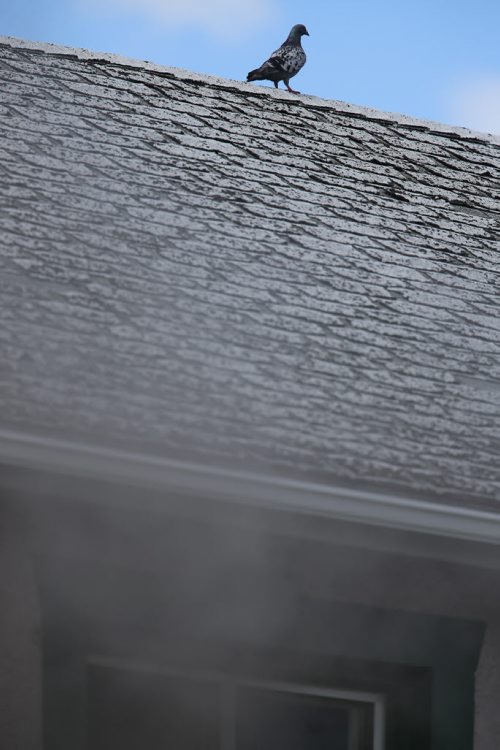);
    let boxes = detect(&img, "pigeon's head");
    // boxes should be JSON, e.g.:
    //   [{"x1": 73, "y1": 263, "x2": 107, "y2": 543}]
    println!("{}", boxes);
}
[{"x1": 287, "y1": 24, "x2": 309, "y2": 43}]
